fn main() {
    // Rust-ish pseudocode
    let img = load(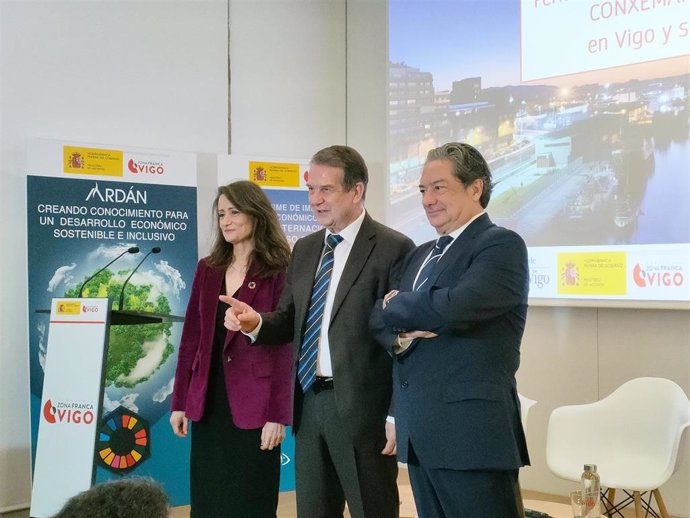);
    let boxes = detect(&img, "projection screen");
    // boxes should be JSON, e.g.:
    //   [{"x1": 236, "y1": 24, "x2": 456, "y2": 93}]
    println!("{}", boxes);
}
[{"x1": 387, "y1": 0, "x2": 689, "y2": 307}]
